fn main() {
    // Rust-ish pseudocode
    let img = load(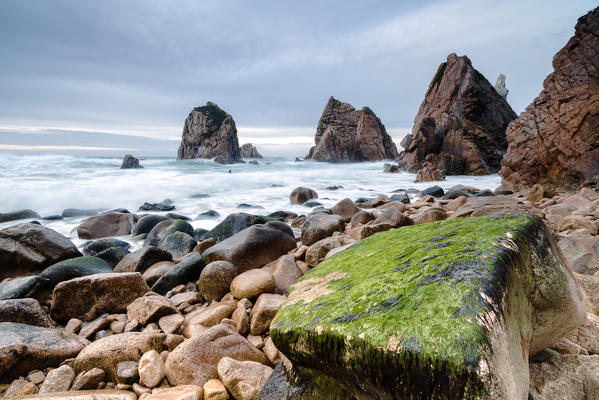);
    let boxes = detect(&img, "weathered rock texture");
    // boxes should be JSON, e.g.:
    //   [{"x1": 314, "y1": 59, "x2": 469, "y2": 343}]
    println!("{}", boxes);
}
[
  {"x1": 177, "y1": 102, "x2": 242, "y2": 163},
  {"x1": 271, "y1": 215, "x2": 585, "y2": 400},
  {"x1": 306, "y1": 97, "x2": 398, "y2": 162},
  {"x1": 240, "y1": 143, "x2": 263, "y2": 158},
  {"x1": 500, "y1": 7, "x2": 599, "y2": 190},
  {"x1": 120, "y1": 154, "x2": 143, "y2": 169},
  {"x1": 397, "y1": 53, "x2": 517, "y2": 175}
]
